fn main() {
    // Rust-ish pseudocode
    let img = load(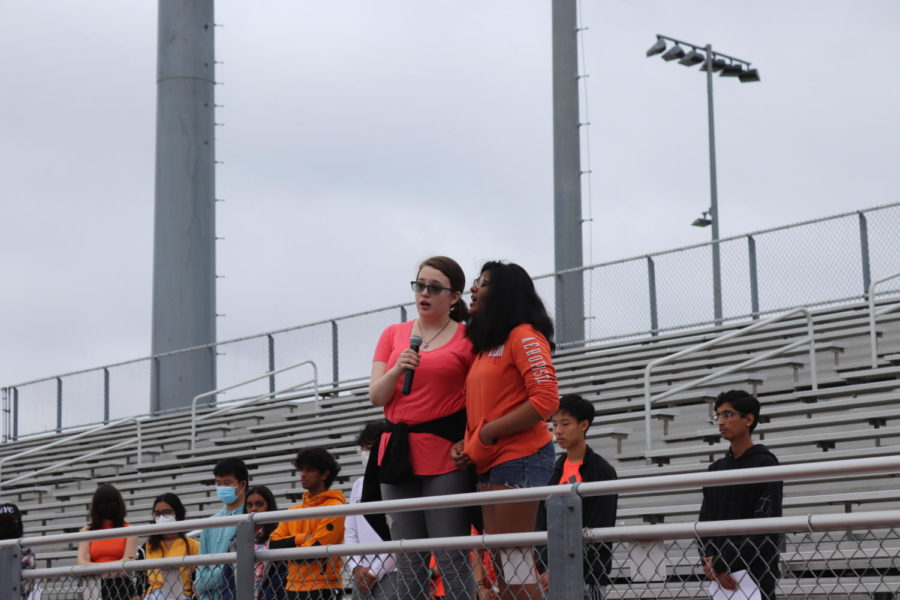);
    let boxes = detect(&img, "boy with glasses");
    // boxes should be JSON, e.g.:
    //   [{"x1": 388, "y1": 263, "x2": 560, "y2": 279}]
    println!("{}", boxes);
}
[{"x1": 699, "y1": 390, "x2": 783, "y2": 600}]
